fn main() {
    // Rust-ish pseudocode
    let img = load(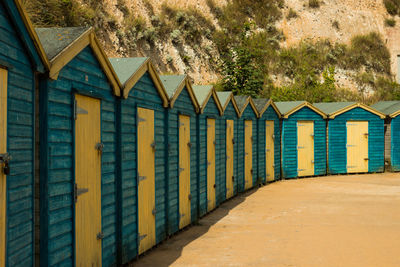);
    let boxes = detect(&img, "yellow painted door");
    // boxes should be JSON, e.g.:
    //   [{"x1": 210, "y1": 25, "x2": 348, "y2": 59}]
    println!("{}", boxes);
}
[
  {"x1": 265, "y1": 121, "x2": 275, "y2": 182},
  {"x1": 226, "y1": 120, "x2": 234, "y2": 199},
  {"x1": 179, "y1": 115, "x2": 191, "y2": 229},
  {"x1": 297, "y1": 121, "x2": 314, "y2": 177},
  {"x1": 137, "y1": 108, "x2": 156, "y2": 254},
  {"x1": 347, "y1": 121, "x2": 369, "y2": 173},
  {"x1": 0, "y1": 69, "x2": 7, "y2": 267},
  {"x1": 207, "y1": 118, "x2": 216, "y2": 211},
  {"x1": 75, "y1": 94, "x2": 102, "y2": 267},
  {"x1": 244, "y1": 120, "x2": 253, "y2": 190}
]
